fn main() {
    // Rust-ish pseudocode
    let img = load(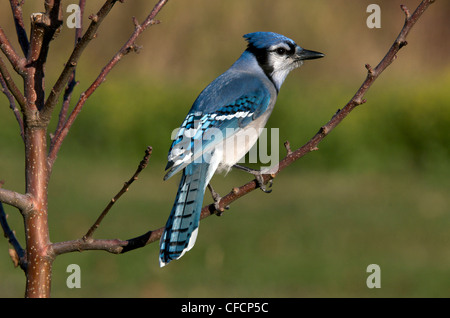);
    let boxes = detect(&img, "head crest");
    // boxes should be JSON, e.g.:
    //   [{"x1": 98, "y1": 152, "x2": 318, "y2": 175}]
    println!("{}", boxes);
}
[{"x1": 243, "y1": 32, "x2": 296, "y2": 49}]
